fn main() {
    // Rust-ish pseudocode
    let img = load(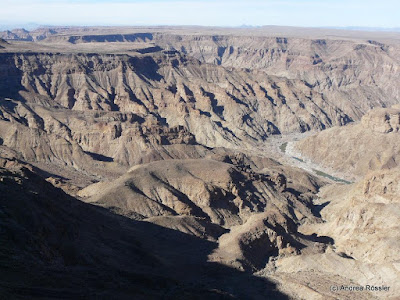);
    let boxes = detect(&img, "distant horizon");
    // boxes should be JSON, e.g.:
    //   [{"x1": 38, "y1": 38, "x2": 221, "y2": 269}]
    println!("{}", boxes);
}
[
  {"x1": 1, "y1": 23, "x2": 400, "y2": 33},
  {"x1": 1, "y1": 0, "x2": 399, "y2": 30}
]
